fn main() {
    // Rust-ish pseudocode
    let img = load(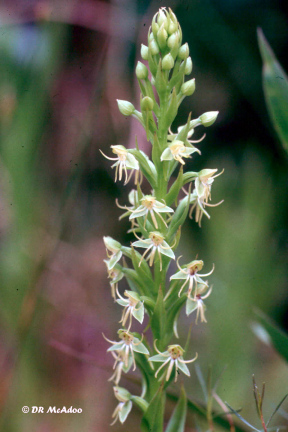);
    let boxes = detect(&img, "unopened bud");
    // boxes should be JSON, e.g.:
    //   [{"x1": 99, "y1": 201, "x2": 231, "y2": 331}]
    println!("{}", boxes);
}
[
  {"x1": 157, "y1": 8, "x2": 168, "y2": 30},
  {"x1": 136, "y1": 61, "x2": 148, "y2": 80},
  {"x1": 141, "y1": 96, "x2": 154, "y2": 111},
  {"x1": 162, "y1": 53, "x2": 174, "y2": 70},
  {"x1": 148, "y1": 31, "x2": 155, "y2": 42},
  {"x1": 178, "y1": 43, "x2": 189, "y2": 60},
  {"x1": 167, "y1": 32, "x2": 179, "y2": 50},
  {"x1": 151, "y1": 20, "x2": 159, "y2": 38},
  {"x1": 185, "y1": 57, "x2": 193, "y2": 75},
  {"x1": 141, "y1": 44, "x2": 149, "y2": 61},
  {"x1": 181, "y1": 79, "x2": 195, "y2": 96},
  {"x1": 157, "y1": 24, "x2": 168, "y2": 50},
  {"x1": 149, "y1": 39, "x2": 160, "y2": 55},
  {"x1": 168, "y1": 20, "x2": 178, "y2": 34},
  {"x1": 199, "y1": 111, "x2": 219, "y2": 127},
  {"x1": 117, "y1": 100, "x2": 135, "y2": 116}
]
